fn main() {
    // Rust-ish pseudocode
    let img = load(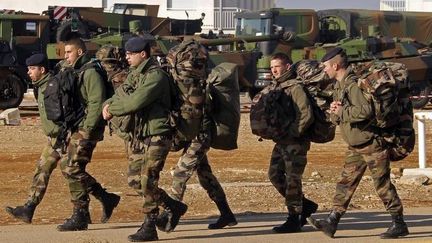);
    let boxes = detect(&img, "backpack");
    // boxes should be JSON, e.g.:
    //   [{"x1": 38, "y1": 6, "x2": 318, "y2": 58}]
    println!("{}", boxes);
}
[
  {"x1": 96, "y1": 44, "x2": 128, "y2": 90},
  {"x1": 43, "y1": 60, "x2": 108, "y2": 148},
  {"x1": 295, "y1": 60, "x2": 336, "y2": 143},
  {"x1": 354, "y1": 61, "x2": 414, "y2": 161},
  {"x1": 250, "y1": 81, "x2": 295, "y2": 141},
  {"x1": 205, "y1": 62, "x2": 240, "y2": 150},
  {"x1": 166, "y1": 40, "x2": 209, "y2": 142}
]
